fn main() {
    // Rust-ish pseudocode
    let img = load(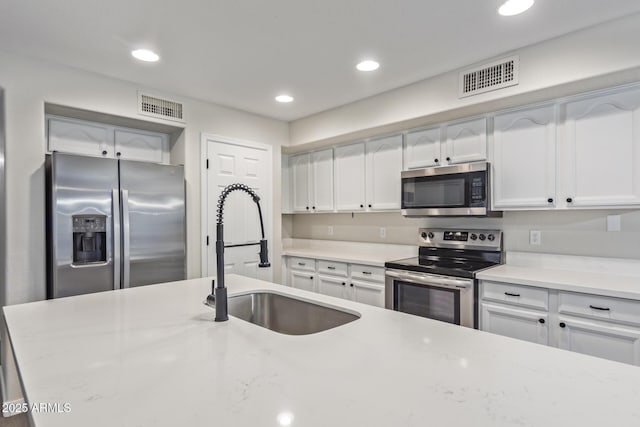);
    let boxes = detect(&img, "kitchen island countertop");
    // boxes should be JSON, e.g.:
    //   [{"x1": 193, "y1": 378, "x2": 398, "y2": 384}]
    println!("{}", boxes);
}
[{"x1": 4, "y1": 275, "x2": 640, "y2": 426}]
